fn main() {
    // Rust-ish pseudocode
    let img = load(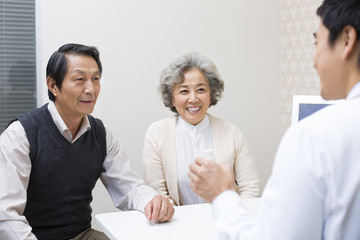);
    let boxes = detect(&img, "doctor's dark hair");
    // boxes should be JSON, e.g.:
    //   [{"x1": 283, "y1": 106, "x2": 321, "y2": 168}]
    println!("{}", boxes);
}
[
  {"x1": 46, "y1": 43, "x2": 103, "y2": 101},
  {"x1": 317, "y1": 0, "x2": 360, "y2": 45},
  {"x1": 159, "y1": 52, "x2": 224, "y2": 113}
]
